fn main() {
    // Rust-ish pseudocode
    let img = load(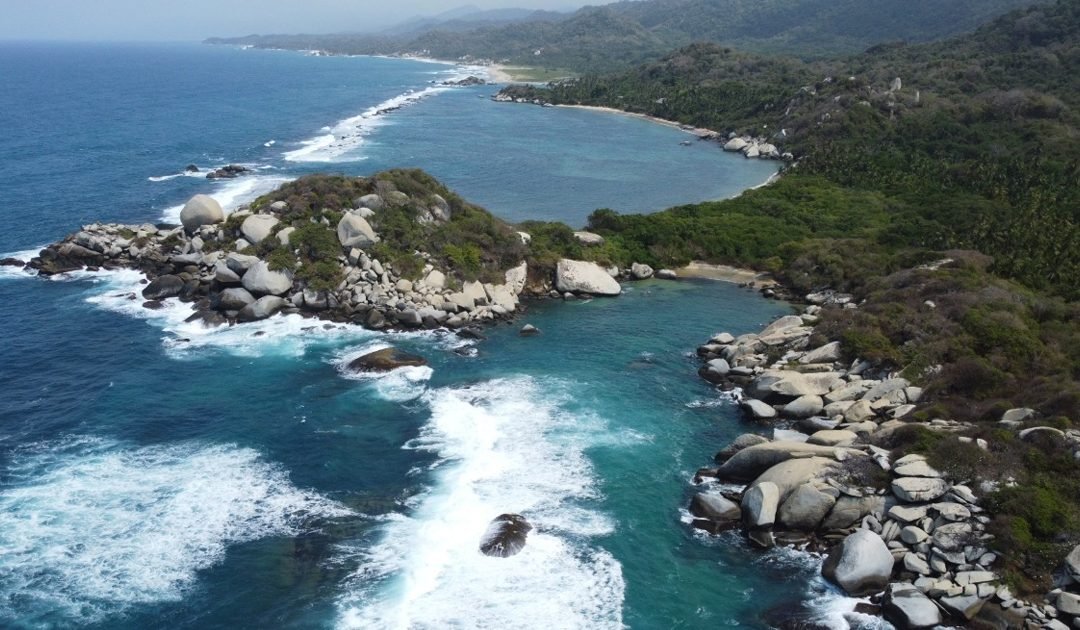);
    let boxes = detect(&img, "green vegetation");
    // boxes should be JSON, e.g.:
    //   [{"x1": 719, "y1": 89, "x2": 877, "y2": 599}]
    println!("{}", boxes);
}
[
  {"x1": 246, "y1": 171, "x2": 526, "y2": 286},
  {"x1": 511, "y1": 0, "x2": 1079, "y2": 300},
  {"x1": 207, "y1": 0, "x2": 1040, "y2": 73}
]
